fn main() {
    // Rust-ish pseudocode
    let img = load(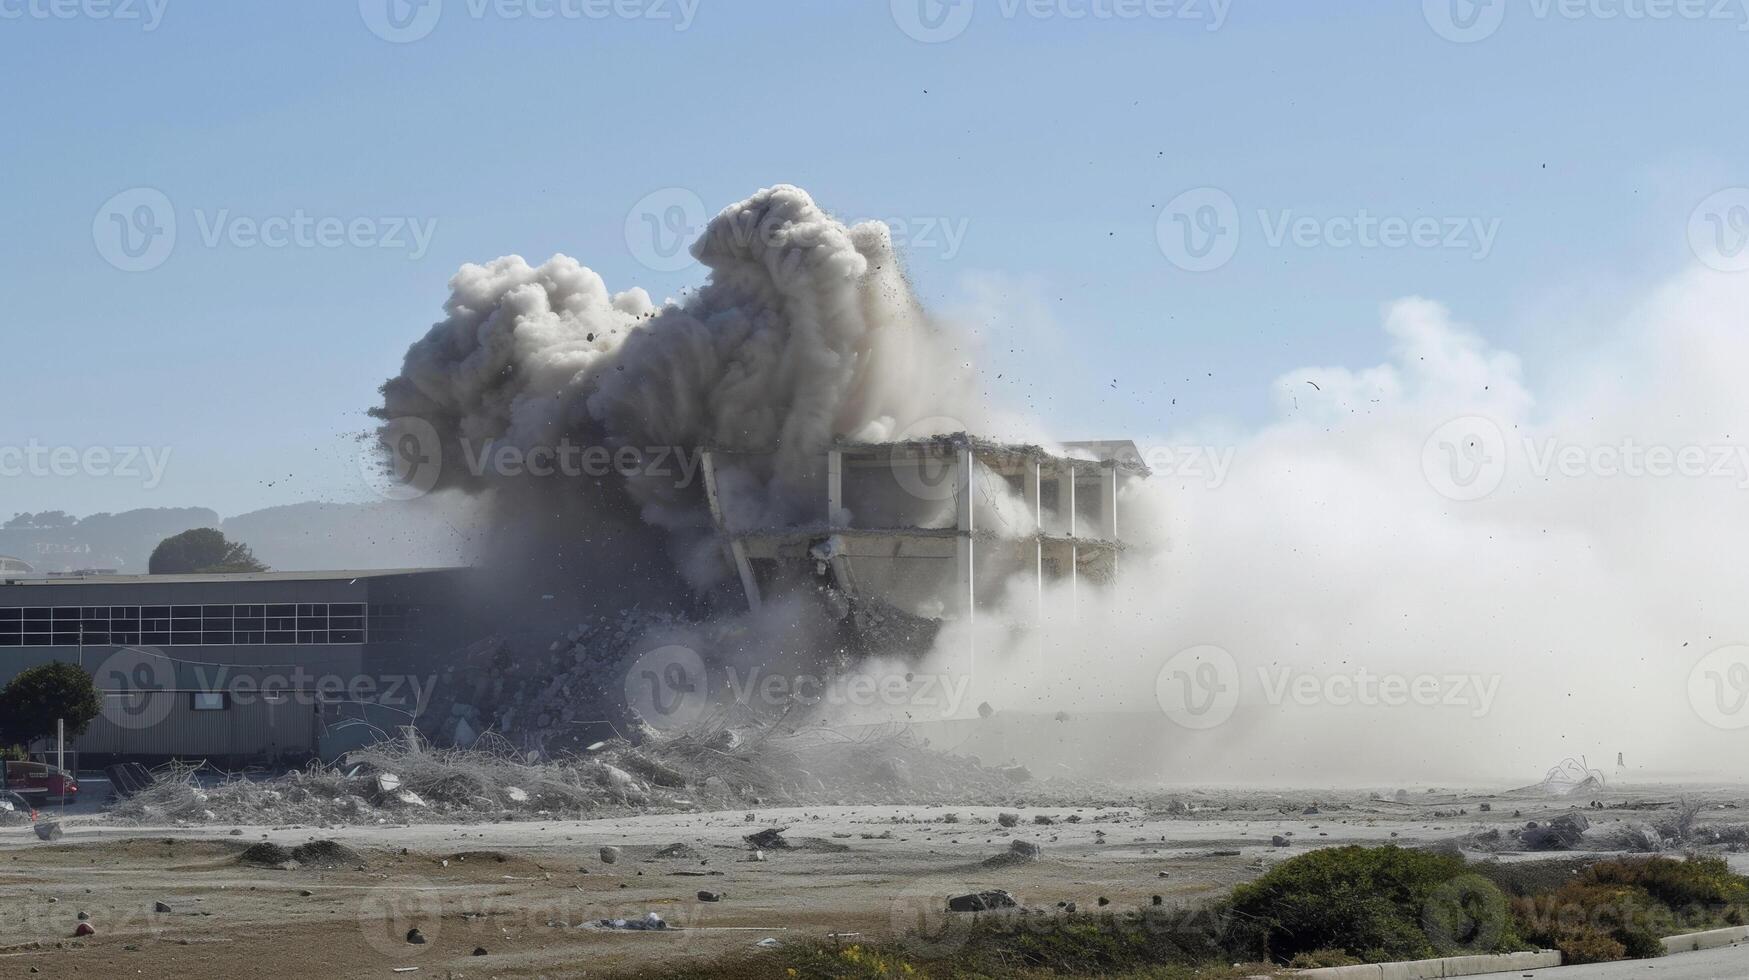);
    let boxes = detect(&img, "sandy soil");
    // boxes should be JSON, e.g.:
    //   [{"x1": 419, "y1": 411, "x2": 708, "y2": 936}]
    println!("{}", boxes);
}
[{"x1": 1, "y1": 788, "x2": 1745, "y2": 979}]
